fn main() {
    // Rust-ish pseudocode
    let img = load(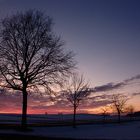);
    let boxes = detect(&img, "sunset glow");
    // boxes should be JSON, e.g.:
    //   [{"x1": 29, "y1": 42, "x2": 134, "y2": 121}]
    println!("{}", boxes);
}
[{"x1": 0, "y1": 0, "x2": 140, "y2": 115}]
